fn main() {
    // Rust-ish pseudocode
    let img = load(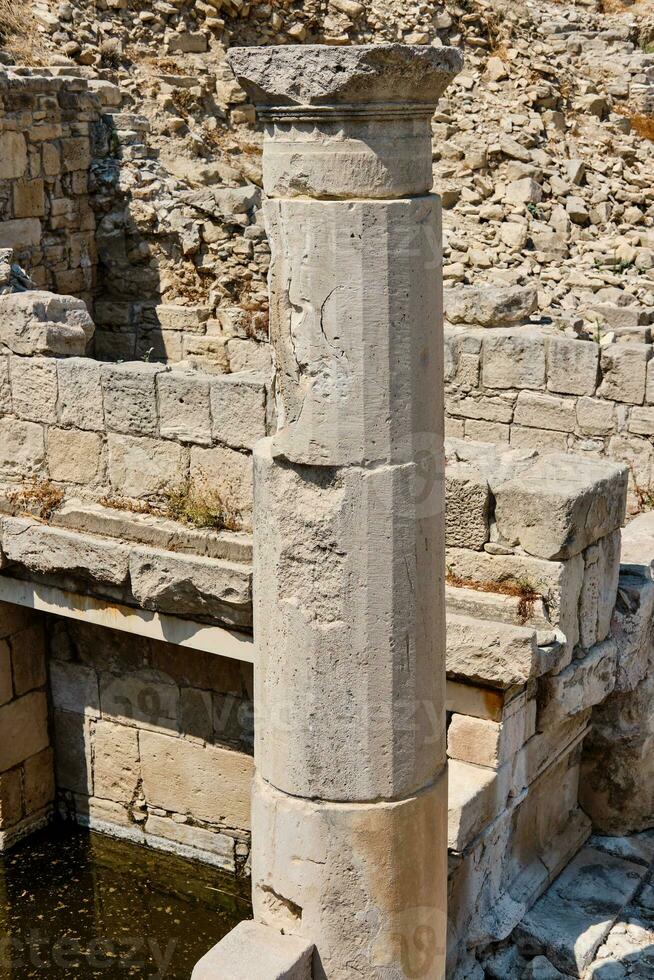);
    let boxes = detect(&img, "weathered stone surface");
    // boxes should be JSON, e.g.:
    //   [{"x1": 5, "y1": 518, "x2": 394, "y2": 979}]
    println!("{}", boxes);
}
[
  {"x1": 0, "y1": 692, "x2": 49, "y2": 771},
  {"x1": 445, "y1": 285, "x2": 537, "y2": 327},
  {"x1": 538, "y1": 639, "x2": 617, "y2": 728},
  {"x1": 11, "y1": 357, "x2": 58, "y2": 423},
  {"x1": 140, "y1": 730, "x2": 253, "y2": 829},
  {"x1": 108, "y1": 434, "x2": 188, "y2": 498},
  {"x1": 47, "y1": 428, "x2": 103, "y2": 484},
  {"x1": 448, "y1": 758, "x2": 509, "y2": 851},
  {"x1": 447, "y1": 613, "x2": 540, "y2": 690},
  {"x1": 0, "y1": 292, "x2": 93, "y2": 356},
  {"x1": 228, "y1": 43, "x2": 463, "y2": 107},
  {"x1": 254, "y1": 441, "x2": 445, "y2": 800},
  {"x1": 158, "y1": 371, "x2": 212, "y2": 445},
  {"x1": 514, "y1": 391, "x2": 576, "y2": 433},
  {"x1": 445, "y1": 462, "x2": 490, "y2": 550},
  {"x1": 598, "y1": 344, "x2": 650, "y2": 406},
  {"x1": 93, "y1": 720, "x2": 140, "y2": 803},
  {"x1": 482, "y1": 331, "x2": 546, "y2": 391},
  {"x1": 578, "y1": 530, "x2": 622, "y2": 650},
  {"x1": 611, "y1": 570, "x2": 654, "y2": 693},
  {"x1": 49, "y1": 659, "x2": 100, "y2": 717},
  {"x1": 0, "y1": 518, "x2": 130, "y2": 585},
  {"x1": 493, "y1": 454, "x2": 628, "y2": 560},
  {"x1": 192, "y1": 922, "x2": 313, "y2": 980},
  {"x1": 514, "y1": 847, "x2": 646, "y2": 976},
  {"x1": 57, "y1": 358, "x2": 104, "y2": 432},
  {"x1": 0, "y1": 418, "x2": 45, "y2": 479},
  {"x1": 253, "y1": 771, "x2": 447, "y2": 979},
  {"x1": 265, "y1": 196, "x2": 442, "y2": 467},
  {"x1": 102, "y1": 362, "x2": 161, "y2": 437},
  {"x1": 210, "y1": 372, "x2": 267, "y2": 451},
  {"x1": 129, "y1": 547, "x2": 252, "y2": 627},
  {"x1": 99, "y1": 670, "x2": 178, "y2": 733}
]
